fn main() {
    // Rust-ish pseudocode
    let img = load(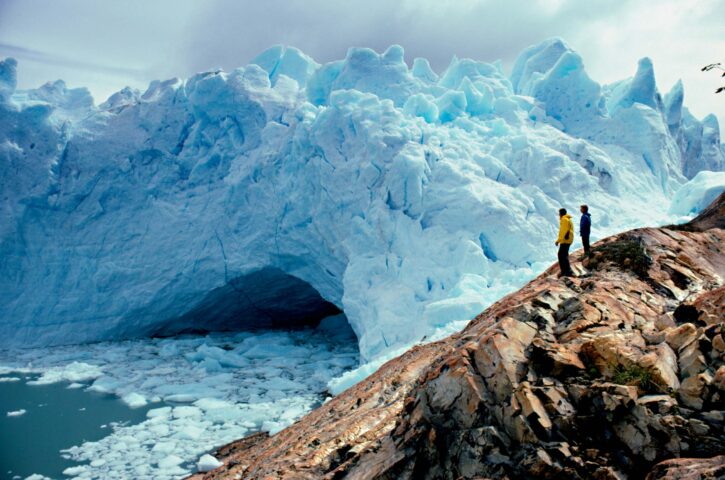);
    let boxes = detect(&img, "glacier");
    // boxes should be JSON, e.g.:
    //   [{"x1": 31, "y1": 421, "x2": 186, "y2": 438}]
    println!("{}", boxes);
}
[
  {"x1": 1, "y1": 38, "x2": 724, "y2": 362},
  {"x1": 669, "y1": 170, "x2": 725, "y2": 217}
]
